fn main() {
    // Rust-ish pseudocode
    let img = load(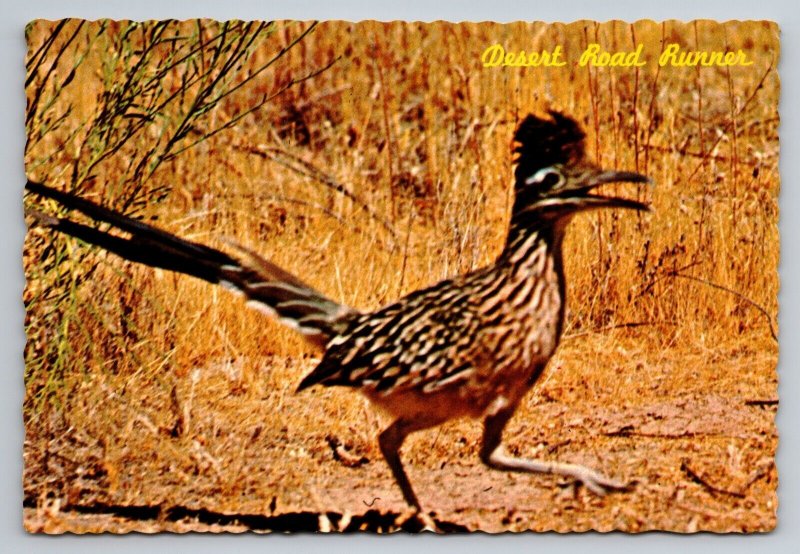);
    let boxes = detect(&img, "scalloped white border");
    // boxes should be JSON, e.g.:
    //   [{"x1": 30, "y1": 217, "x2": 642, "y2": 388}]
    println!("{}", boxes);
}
[{"x1": 5, "y1": 2, "x2": 793, "y2": 554}]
